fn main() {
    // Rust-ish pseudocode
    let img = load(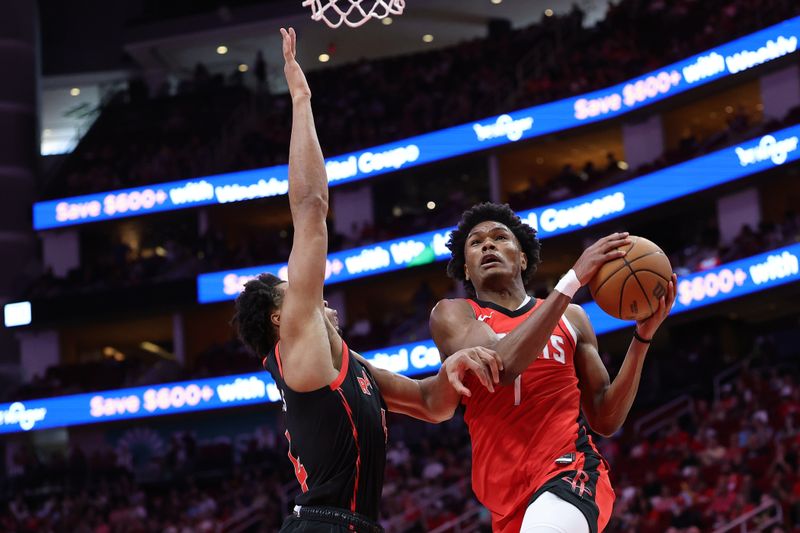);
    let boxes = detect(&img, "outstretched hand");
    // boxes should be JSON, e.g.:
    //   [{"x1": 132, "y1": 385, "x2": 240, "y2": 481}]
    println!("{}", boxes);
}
[
  {"x1": 280, "y1": 27, "x2": 311, "y2": 102},
  {"x1": 636, "y1": 273, "x2": 677, "y2": 339},
  {"x1": 443, "y1": 346, "x2": 503, "y2": 397}
]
